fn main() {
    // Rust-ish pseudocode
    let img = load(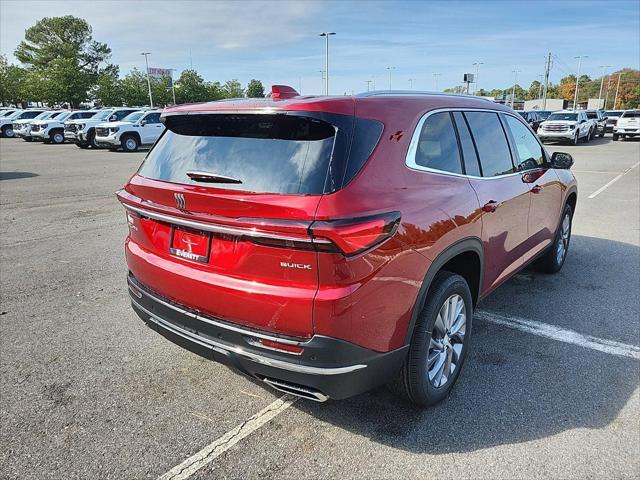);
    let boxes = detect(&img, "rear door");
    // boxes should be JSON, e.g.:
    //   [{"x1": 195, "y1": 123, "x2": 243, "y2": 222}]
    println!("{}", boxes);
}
[
  {"x1": 463, "y1": 111, "x2": 530, "y2": 293},
  {"x1": 119, "y1": 111, "x2": 352, "y2": 337}
]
